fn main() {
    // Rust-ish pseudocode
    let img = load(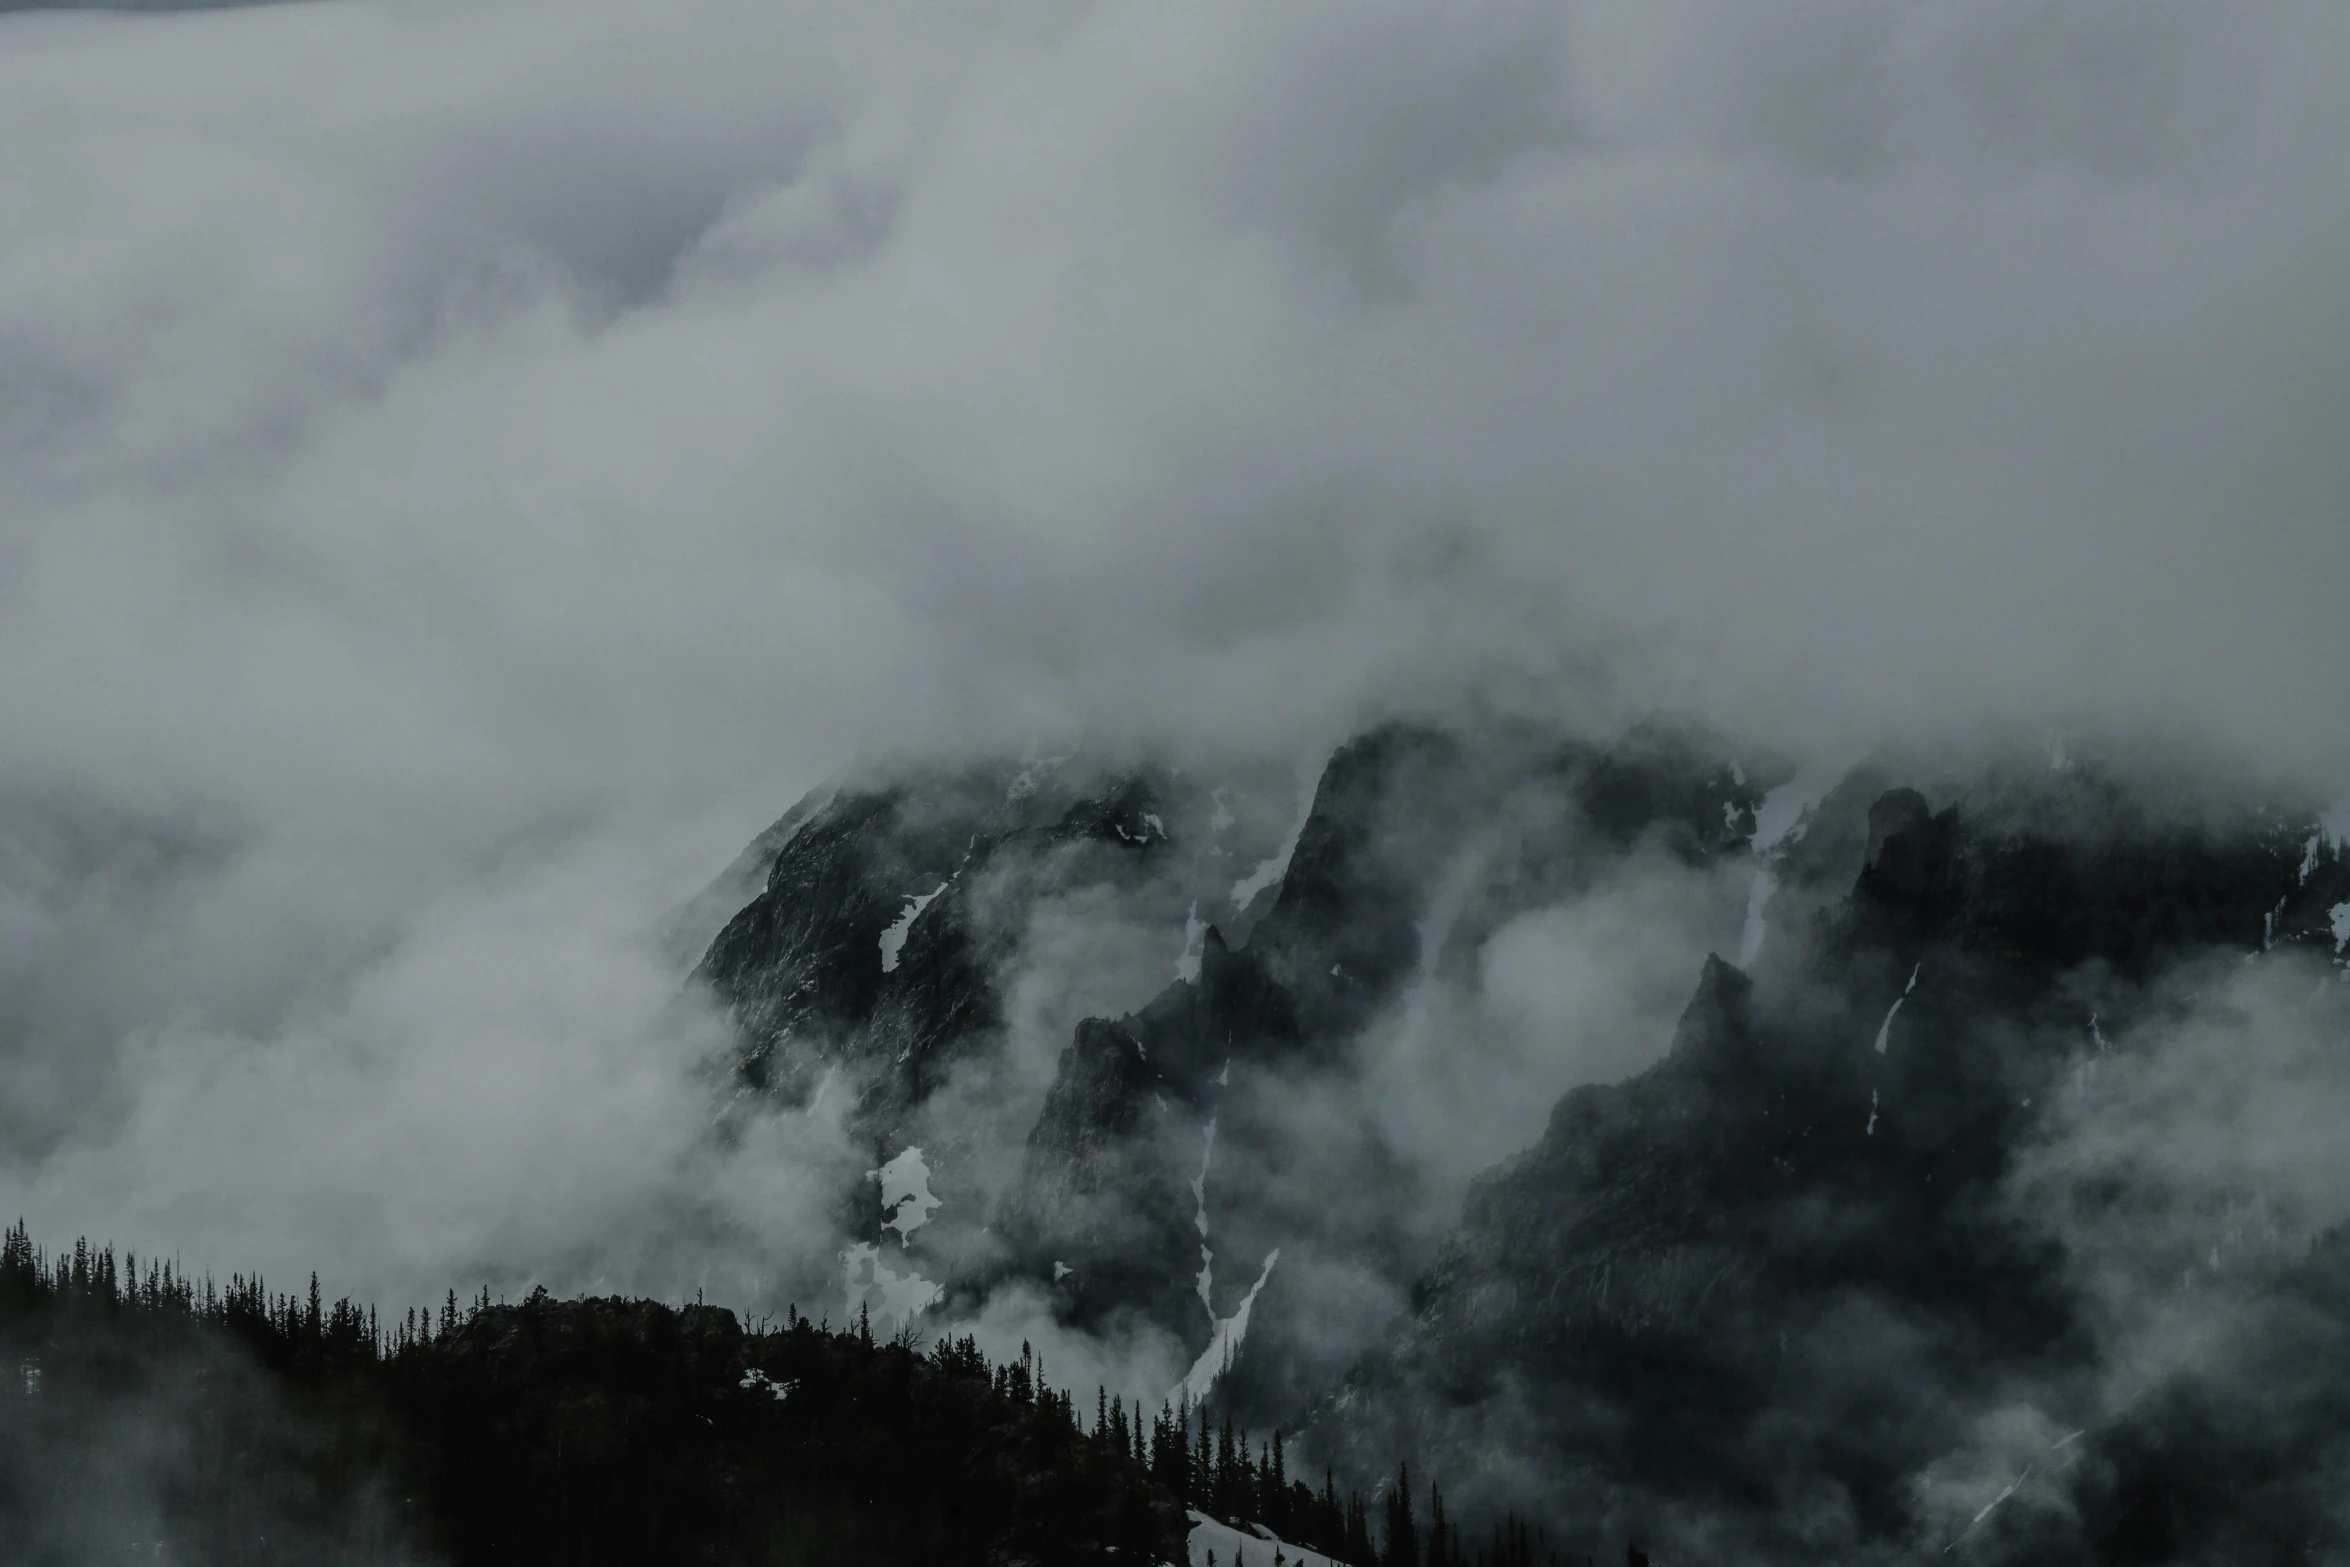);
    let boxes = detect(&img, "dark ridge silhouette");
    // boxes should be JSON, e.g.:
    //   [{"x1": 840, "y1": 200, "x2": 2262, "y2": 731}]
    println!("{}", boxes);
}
[{"x1": 0, "y1": 1221, "x2": 1181, "y2": 1565}]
